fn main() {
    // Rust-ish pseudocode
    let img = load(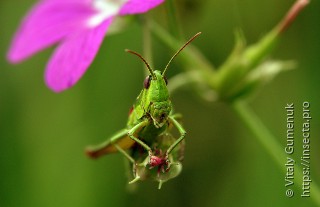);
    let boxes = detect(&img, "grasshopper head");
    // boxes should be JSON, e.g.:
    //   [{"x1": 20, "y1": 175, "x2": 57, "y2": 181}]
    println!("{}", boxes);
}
[
  {"x1": 125, "y1": 32, "x2": 201, "y2": 128},
  {"x1": 149, "y1": 101, "x2": 171, "y2": 128}
]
